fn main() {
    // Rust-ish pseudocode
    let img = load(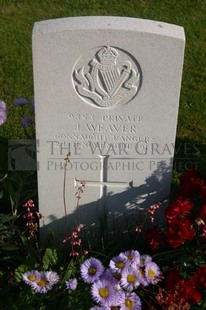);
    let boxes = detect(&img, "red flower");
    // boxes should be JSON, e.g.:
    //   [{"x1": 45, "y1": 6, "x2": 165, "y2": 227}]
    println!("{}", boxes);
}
[
  {"x1": 164, "y1": 269, "x2": 202, "y2": 306},
  {"x1": 145, "y1": 227, "x2": 163, "y2": 250},
  {"x1": 195, "y1": 265, "x2": 206, "y2": 289},
  {"x1": 165, "y1": 198, "x2": 193, "y2": 222},
  {"x1": 178, "y1": 277, "x2": 202, "y2": 304},
  {"x1": 22, "y1": 199, "x2": 35, "y2": 208},
  {"x1": 166, "y1": 218, "x2": 195, "y2": 248},
  {"x1": 178, "y1": 168, "x2": 204, "y2": 198}
]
